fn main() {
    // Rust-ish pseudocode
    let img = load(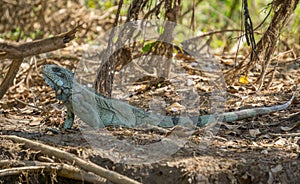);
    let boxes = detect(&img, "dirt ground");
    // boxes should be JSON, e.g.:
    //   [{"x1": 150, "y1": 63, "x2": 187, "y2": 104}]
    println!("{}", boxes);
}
[{"x1": 0, "y1": 43, "x2": 300, "y2": 184}]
